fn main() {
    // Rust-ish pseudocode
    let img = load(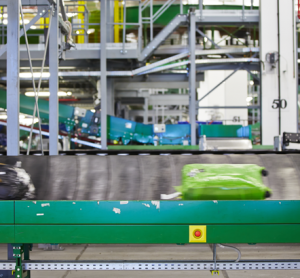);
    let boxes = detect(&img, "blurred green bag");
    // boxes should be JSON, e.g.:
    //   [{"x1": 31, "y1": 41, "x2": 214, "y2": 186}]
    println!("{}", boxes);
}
[{"x1": 175, "y1": 164, "x2": 272, "y2": 200}]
